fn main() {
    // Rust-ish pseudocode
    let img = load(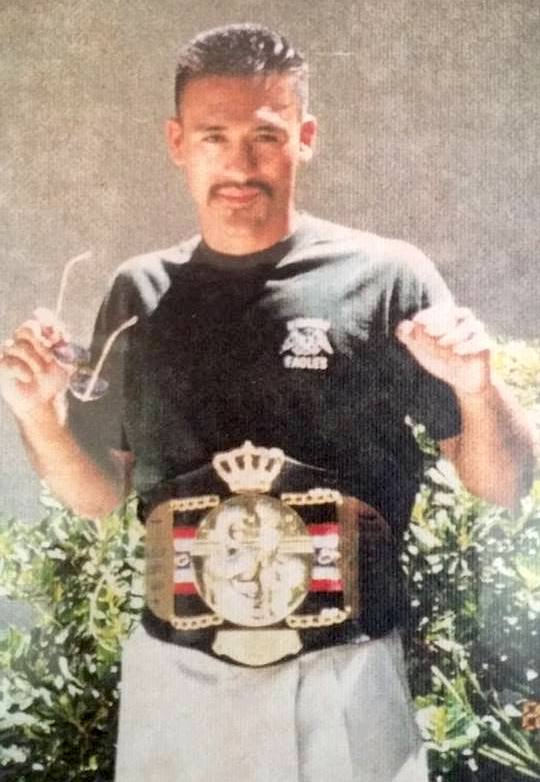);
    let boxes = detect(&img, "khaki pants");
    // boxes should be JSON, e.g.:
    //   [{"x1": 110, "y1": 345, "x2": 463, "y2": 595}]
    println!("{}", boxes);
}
[{"x1": 115, "y1": 625, "x2": 427, "y2": 782}]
